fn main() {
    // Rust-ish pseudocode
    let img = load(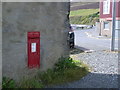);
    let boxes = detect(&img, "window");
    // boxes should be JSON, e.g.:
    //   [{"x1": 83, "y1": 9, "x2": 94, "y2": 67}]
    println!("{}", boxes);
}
[
  {"x1": 103, "y1": 0, "x2": 110, "y2": 14},
  {"x1": 104, "y1": 22, "x2": 109, "y2": 30}
]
